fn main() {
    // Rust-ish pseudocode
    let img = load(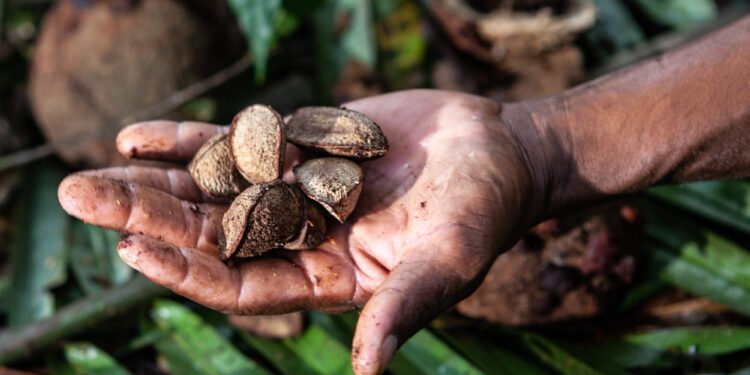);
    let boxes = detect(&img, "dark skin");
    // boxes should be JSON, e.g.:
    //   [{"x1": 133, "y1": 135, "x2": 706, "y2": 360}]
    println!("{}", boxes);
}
[{"x1": 58, "y1": 16, "x2": 750, "y2": 374}]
